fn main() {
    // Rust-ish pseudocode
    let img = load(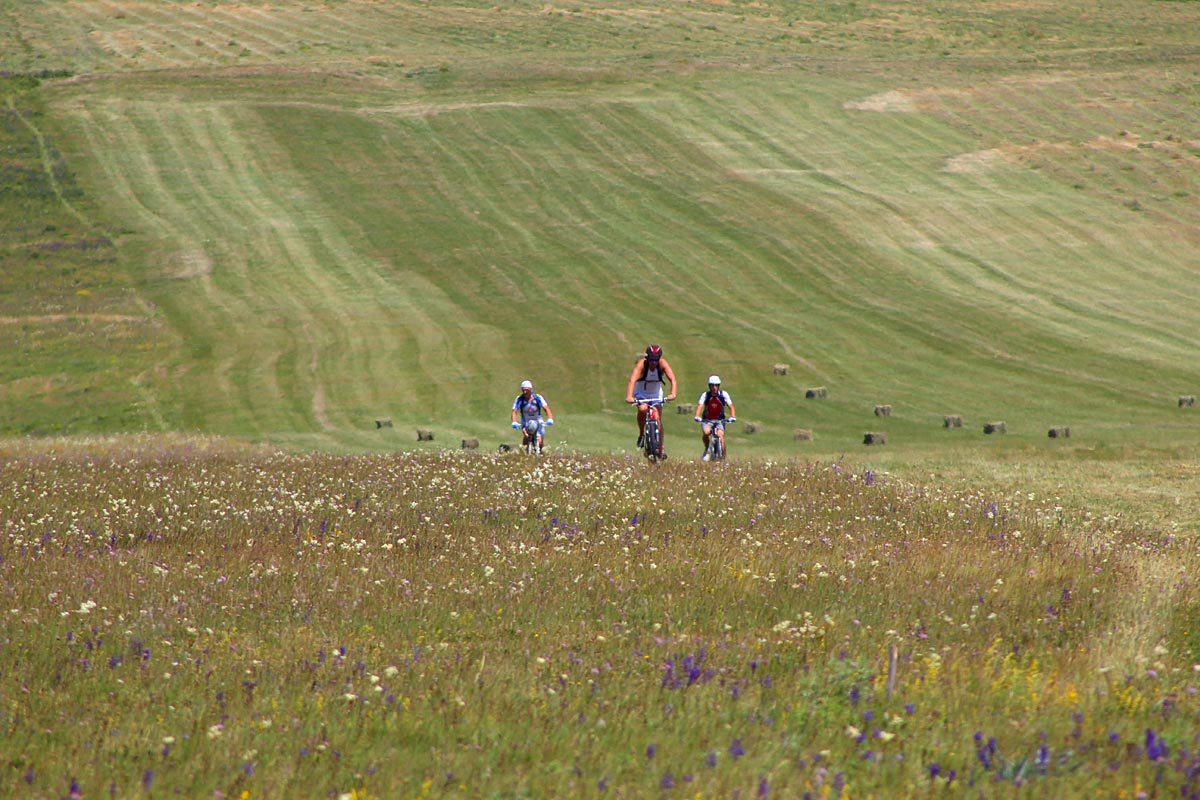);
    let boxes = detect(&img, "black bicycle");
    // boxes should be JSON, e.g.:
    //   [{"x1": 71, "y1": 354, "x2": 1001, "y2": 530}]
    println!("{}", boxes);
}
[{"x1": 699, "y1": 416, "x2": 736, "y2": 462}]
